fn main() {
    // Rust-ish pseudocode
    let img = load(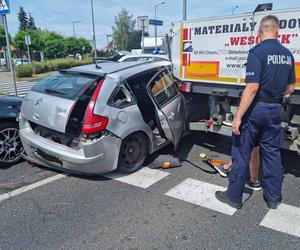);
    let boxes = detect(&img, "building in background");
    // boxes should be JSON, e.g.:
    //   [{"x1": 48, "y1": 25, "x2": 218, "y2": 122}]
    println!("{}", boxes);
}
[{"x1": 142, "y1": 36, "x2": 166, "y2": 54}]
